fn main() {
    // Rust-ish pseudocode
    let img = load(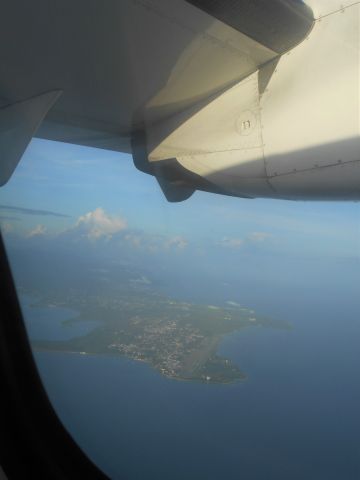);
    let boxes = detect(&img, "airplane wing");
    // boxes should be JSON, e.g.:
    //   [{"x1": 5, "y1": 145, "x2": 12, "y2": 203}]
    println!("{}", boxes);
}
[
  {"x1": 1, "y1": 1, "x2": 359, "y2": 201},
  {"x1": 0, "y1": 0, "x2": 313, "y2": 187}
]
